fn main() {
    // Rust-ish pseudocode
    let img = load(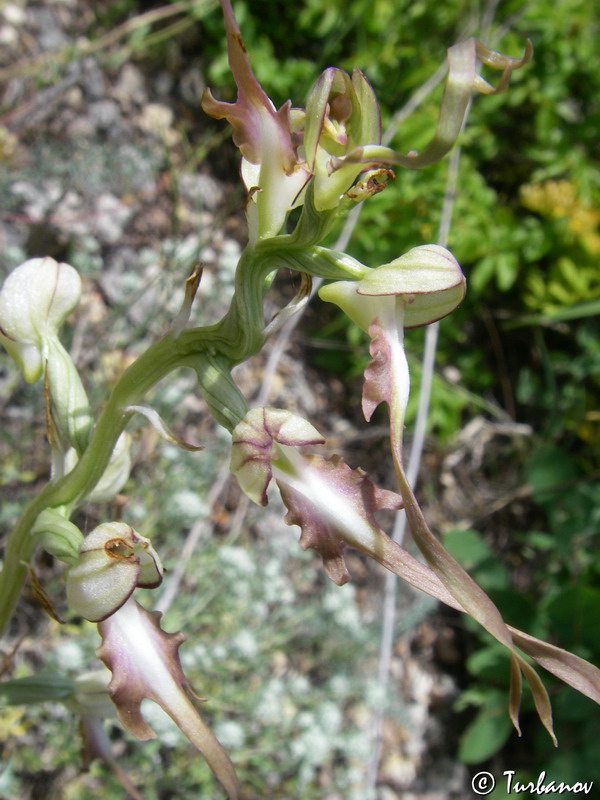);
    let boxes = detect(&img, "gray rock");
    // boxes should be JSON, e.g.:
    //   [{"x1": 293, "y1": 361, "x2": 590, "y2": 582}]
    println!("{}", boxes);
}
[
  {"x1": 114, "y1": 63, "x2": 148, "y2": 109},
  {"x1": 178, "y1": 173, "x2": 224, "y2": 211},
  {"x1": 93, "y1": 193, "x2": 135, "y2": 245},
  {"x1": 89, "y1": 99, "x2": 123, "y2": 132},
  {"x1": 29, "y1": 7, "x2": 68, "y2": 51},
  {"x1": 79, "y1": 57, "x2": 106, "y2": 101}
]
